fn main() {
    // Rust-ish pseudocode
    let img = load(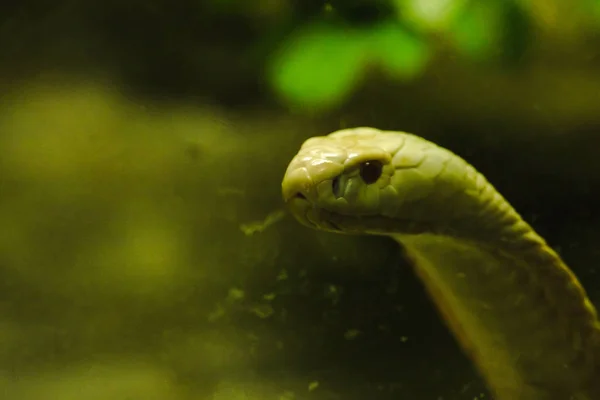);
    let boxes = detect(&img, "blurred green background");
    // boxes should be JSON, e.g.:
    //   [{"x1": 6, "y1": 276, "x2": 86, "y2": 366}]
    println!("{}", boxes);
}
[{"x1": 1, "y1": 0, "x2": 600, "y2": 399}]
